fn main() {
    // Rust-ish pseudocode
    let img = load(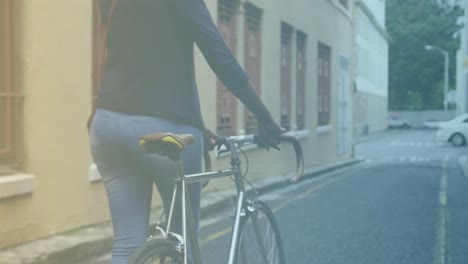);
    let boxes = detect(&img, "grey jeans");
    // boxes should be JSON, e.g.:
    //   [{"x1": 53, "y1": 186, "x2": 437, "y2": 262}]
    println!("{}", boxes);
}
[{"x1": 89, "y1": 108, "x2": 203, "y2": 264}]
